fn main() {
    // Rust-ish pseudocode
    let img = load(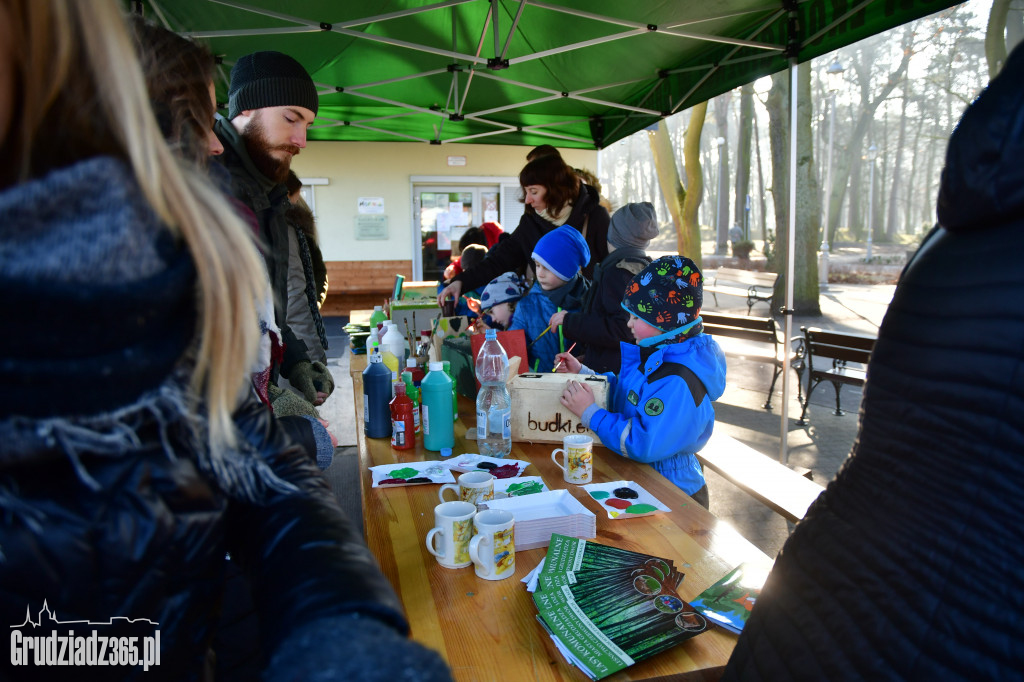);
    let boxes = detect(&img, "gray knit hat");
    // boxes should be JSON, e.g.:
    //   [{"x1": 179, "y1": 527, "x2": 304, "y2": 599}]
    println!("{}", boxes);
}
[
  {"x1": 609, "y1": 202, "x2": 659, "y2": 249},
  {"x1": 228, "y1": 51, "x2": 319, "y2": 119}
]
